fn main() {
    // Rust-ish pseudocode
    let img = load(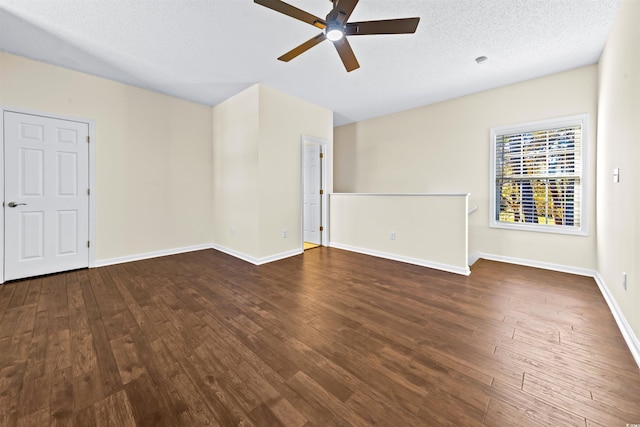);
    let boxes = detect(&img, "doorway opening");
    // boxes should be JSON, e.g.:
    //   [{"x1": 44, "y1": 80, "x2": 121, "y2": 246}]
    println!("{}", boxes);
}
[{"x1": 301, "y1": 136, "x2": 327, "y2": 251}]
